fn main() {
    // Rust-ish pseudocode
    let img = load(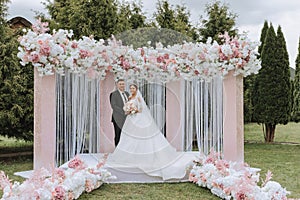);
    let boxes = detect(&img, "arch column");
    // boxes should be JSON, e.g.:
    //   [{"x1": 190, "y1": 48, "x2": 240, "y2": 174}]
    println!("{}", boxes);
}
[
  {"x1": 223, "y1": 72, "x2": 244, "y2": 162},
  {"x1": 33, "y1": 69, "x2": 56, "y2": 170},
  {"x1": 166, "y1": 79, "x2": 184, "y2": 151},
  {"x1": 99, "y1": 72, "x2": 115, "y2": 153}
]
